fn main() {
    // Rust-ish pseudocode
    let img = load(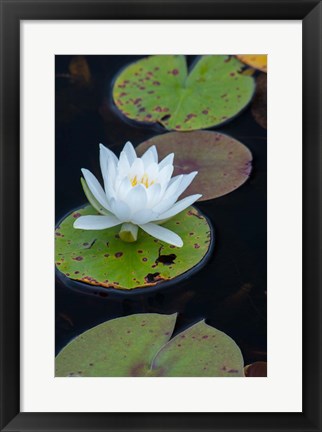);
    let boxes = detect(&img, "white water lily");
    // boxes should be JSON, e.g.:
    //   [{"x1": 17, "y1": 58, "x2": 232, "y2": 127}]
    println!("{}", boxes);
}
[{"x1": 74, "y1": 141, "x2": 201, "y2": 247}]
